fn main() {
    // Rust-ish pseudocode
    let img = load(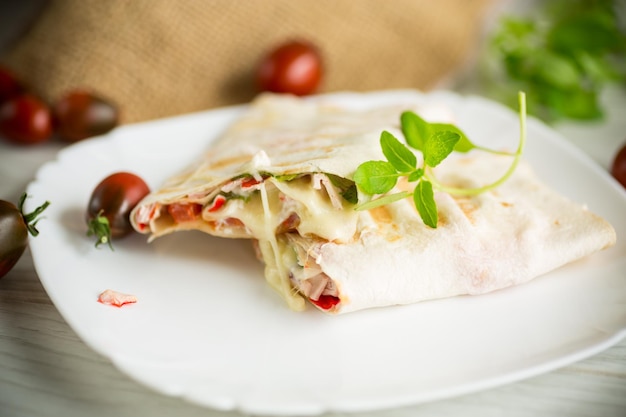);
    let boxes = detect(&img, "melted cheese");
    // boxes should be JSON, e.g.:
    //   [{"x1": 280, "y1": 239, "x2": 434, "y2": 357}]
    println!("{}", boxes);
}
[
  {"x1": 258, "y1": 183, "x2": 305, "y2": 311},
  {"x1": 213, "y1": 187, "x2": 282, "y2": 238},
  {"x1": 203, "y1": 175, "x2": 359, "y2": 242},
  {"x1": 200, "y1": 174, "x2": 359, "y2": 309},
  {"x1": 270, "y1": 177, "x2": 358, "y2": 242}
]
